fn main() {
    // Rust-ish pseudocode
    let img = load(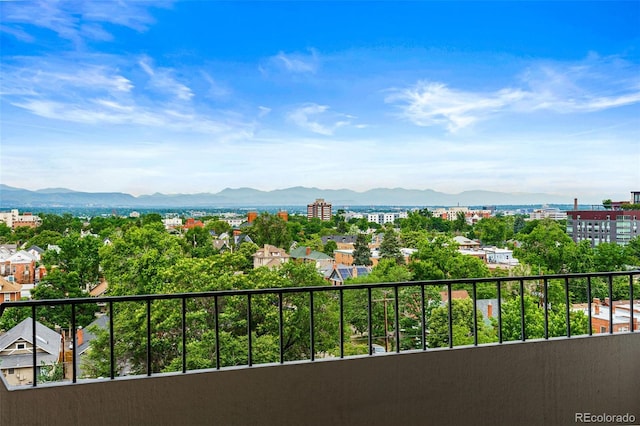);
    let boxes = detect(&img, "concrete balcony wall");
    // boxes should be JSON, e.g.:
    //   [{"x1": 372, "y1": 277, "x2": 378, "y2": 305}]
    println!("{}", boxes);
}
[{"x1": 1, "y1": 333, "x2": 638, "y2": 426}]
